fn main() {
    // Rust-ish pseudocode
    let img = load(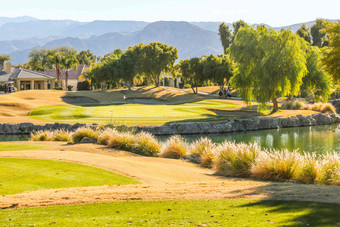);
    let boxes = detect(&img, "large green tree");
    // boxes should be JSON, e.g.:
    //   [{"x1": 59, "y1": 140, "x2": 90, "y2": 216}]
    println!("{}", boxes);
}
[
  {"x1": 0, "y1": 54, "x2": 11, "y2": 65},
  {"x1": 135, "y1": 42, "x2": 178, "y2": 87},
  {"x1": 296, "y1": 24, "x2": 311, "y2": 43},
  {"x1": 301, "y1": 45, "x2": 332, "y2": 102},
  {"x1": 311, "y1": 19, "x2": 328, "y2": 47},
  {"x1": 179, "y1": 57, "x2": 205, "y2": 94},
  {"x1": 230, "y1": 26, "x2": 308, "y2": 113},
  {"x1": 232, "y1": 20, "x2": 248, "y2": 42},
  {"x1": 203, "y1": 54, "x2": 234, "y2": 89},
  {"x1": 63, "y1": 53, "x2": 79, "y2": 89},
  {"x1": 322, "y1": 20, "x2": 340, "y2": 82},
  {"x1": 28, "y1": 48, "x2": 50, "y2": 71},
  {"x1": 77, "y1": 50, "x2": 96, "y2": 65},
  {"x1": 218, "y1": 23, "x2": 232, "y2": 54}
]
